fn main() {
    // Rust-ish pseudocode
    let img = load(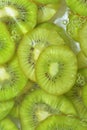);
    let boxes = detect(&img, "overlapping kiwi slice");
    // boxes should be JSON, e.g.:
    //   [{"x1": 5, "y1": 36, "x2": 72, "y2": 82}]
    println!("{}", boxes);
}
[
  {"x1": 36, "y1": 45, "x2": 77, "y2": 95},
  {"x1": 36, "y1": 115, "x2": 87, "y2": 130},
  {"x1": 0, "y1": 0, "x2": 37, "y2": 33},
  {"x1": 0, "y1": 118, "x2": 18, "y2": 130},
  {"x1": 0, "y1": 0, "x2": 38, "y2": 45},
  {"x1": 66, "y1": 68, "x2": 87, "y2": 121},
  {"x1": 0, "y1": 56, "x2": 27, "y2": 101},
  {"x1": 65, "y1": 0, "x2": 87, "y2": 16},
  {"x1": 0, "y1": 22, "x2": 15, "y2": 64},
  {"x1": 18, "y1": 25, "x2": 65, "y2": 81},
  {"x1": 20, "y1": 89, "x2": 77, "y2": 130}
]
